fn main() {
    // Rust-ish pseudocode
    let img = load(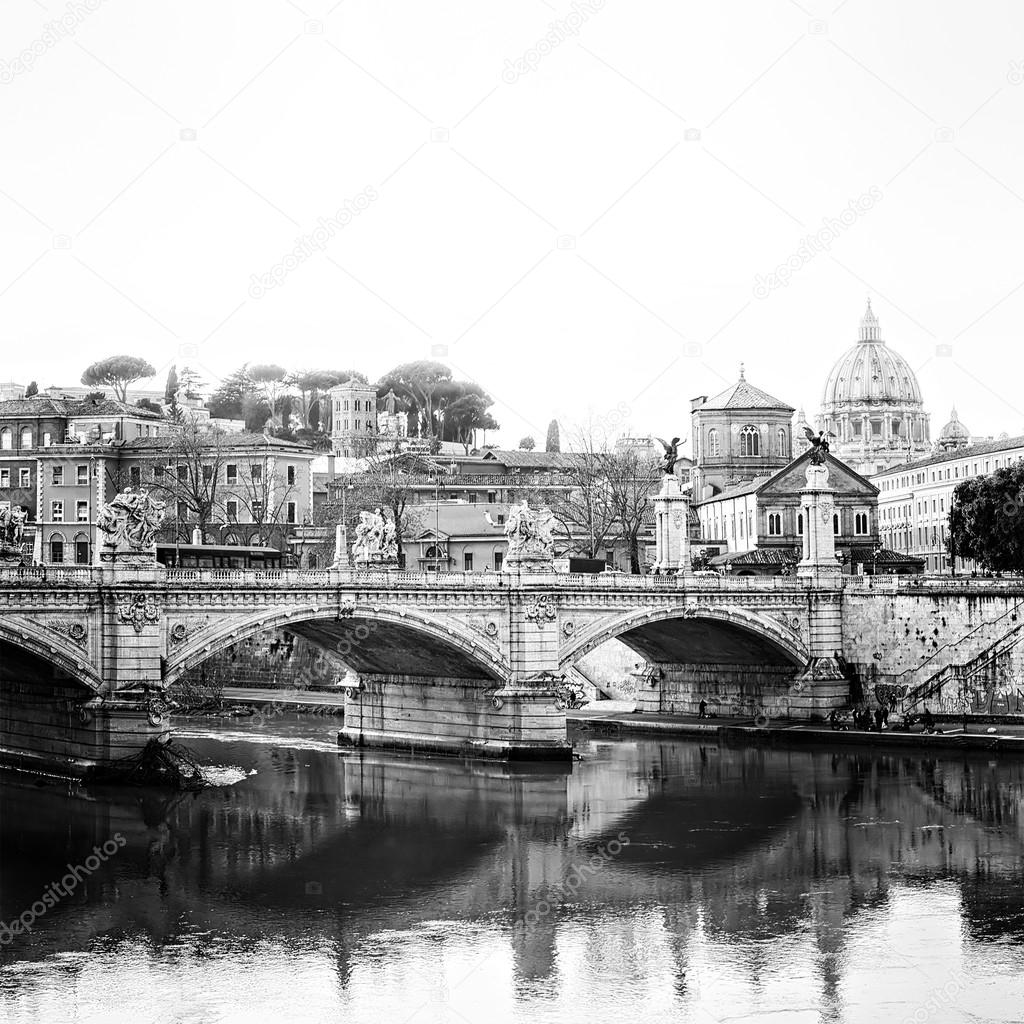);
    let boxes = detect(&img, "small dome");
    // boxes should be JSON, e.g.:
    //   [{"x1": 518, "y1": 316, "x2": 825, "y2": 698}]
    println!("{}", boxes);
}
[
  {"x1": 821, "y1": 300, "x2": 924, "y2": 410},
  {"x1": 939, "y1": 407, "x2": 970, "y2": 440}
]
